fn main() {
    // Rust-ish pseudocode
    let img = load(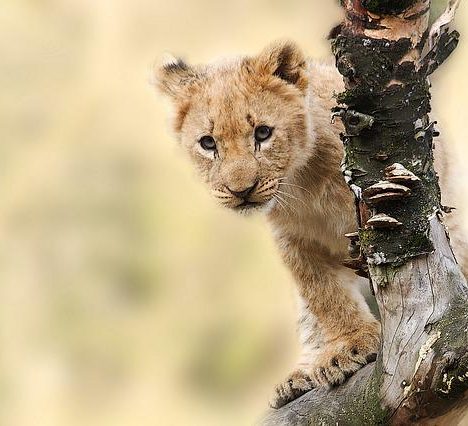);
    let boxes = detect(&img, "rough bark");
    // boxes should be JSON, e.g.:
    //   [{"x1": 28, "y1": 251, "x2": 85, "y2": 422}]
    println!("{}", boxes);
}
[{"x1": 263, "y1": 1, "x2": 468, "y2": 424}]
